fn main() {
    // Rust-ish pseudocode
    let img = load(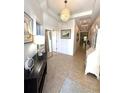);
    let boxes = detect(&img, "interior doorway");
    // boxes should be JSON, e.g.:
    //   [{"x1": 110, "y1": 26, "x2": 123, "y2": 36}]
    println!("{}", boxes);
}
[{"x1": 80, "y1": 32, "x2": 88, "y2": 49}]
